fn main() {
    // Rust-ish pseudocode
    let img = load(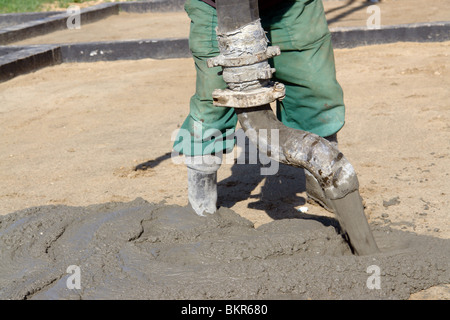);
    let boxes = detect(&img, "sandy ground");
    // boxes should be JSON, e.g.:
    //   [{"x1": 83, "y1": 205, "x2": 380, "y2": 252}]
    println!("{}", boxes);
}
[
  {"x1": 11, "y1": 0, "x2": 450, "y2": 46},
  {"x1": 1, "y1": 0, "x2": 449, "y2": 299}
]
